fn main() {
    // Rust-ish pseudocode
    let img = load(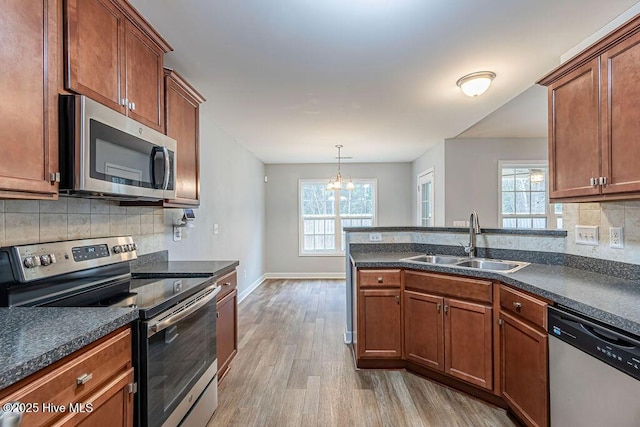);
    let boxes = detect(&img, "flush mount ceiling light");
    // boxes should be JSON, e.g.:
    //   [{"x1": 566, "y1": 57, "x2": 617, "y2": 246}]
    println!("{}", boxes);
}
[
  {"x1": 456, "y1": 71, "x2": 496, "y2": 97},
  {"x1": 327, "y1": 145, "x2": 354, "y2": 191}
]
